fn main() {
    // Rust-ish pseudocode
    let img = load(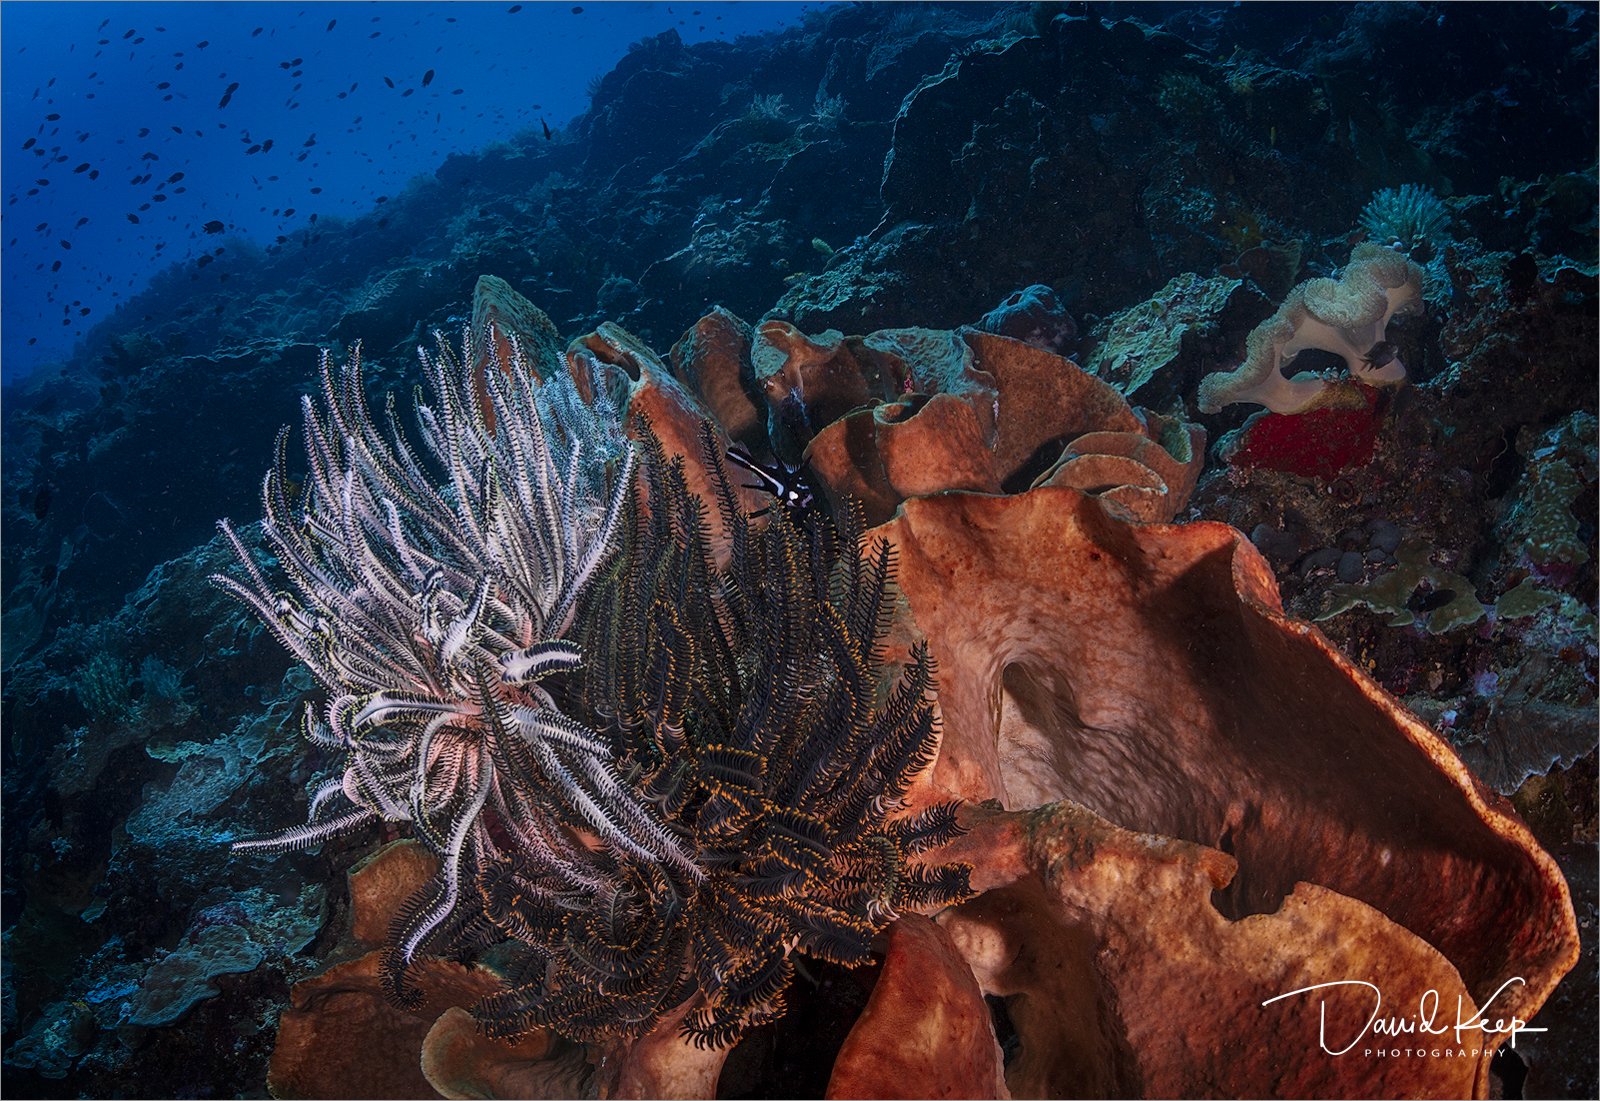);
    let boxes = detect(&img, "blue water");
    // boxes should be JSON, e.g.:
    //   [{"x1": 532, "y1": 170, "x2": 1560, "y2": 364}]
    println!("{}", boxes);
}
[{"x1": 1, "y1": 1, "x2": 814, "y2": 384}]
